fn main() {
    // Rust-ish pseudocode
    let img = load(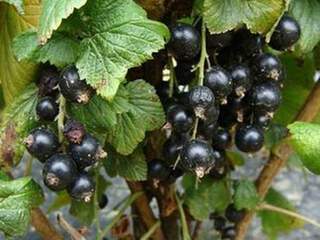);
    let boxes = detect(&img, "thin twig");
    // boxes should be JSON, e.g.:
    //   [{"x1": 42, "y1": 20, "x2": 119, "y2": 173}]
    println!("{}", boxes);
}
[
  {"x1": 175, "y1": 192, "x2": 191, "y2": 240},
  {"x1": 58, "y1": 95, "x2": 66, "y2": 142},
  {"x1": 192, "y1": 221, "x2": 202, "y2": 240},
  {"x1": 141, "y1": 221, "x2": 161, "y2": 240},
  {"x1": 168, "y1": 56, "x2": 175, "y2": 98},
  {"x1": 57, "y1": 213, "x2": 86, "y2": 240},
  {"x1": 23, "y1": 151, "x2": 33, "y2": 176}
]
